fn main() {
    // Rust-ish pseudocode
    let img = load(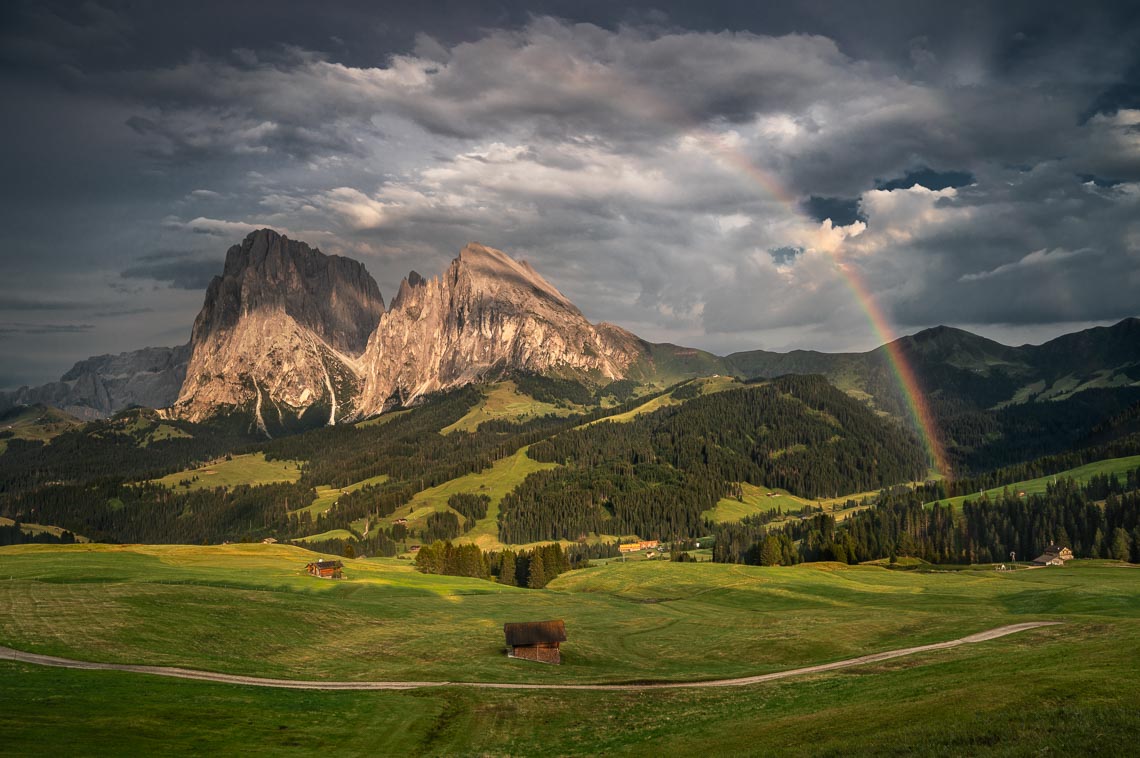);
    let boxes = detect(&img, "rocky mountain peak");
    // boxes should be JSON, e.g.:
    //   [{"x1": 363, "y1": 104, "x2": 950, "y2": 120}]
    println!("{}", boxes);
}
[
  {"x1": 451, "y1": 242, "x2": 577, "y2": 312},
  {"x1": 174, "y1": 229, "x2": 386, "y2": 429},
  {"x1": 198, "y1": 228, "x2": 385, "y2": 356},
  {"x1": 389, "y1": 269, "x2": 429, "y2": 313}
]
